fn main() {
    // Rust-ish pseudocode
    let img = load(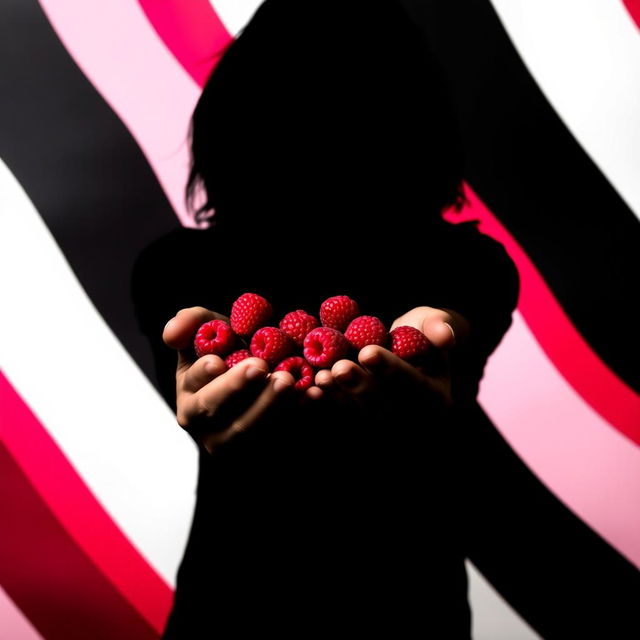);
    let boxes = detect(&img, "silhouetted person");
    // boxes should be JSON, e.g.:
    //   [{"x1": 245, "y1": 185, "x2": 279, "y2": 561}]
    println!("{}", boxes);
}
[{"x1": 134, "y1": 1, "x2": 518, "y2": 637}]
